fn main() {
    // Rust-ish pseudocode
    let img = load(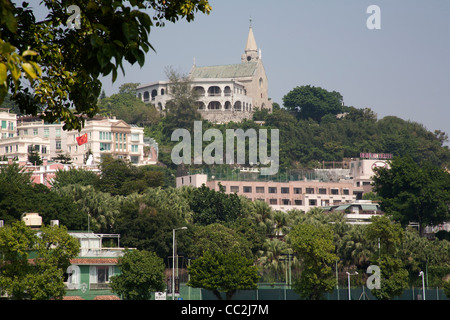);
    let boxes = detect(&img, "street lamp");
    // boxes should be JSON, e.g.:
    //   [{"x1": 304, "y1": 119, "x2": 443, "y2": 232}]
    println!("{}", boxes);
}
[
  {"x1": 346, "y1": 271, "x2": 358, "y2": 300},
  {"x1": 172, "y1": 227, "x2": 187, "y2": 300},
  {"x1": 419, "y1": 271, "x2": 425, "y2": 300}
]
